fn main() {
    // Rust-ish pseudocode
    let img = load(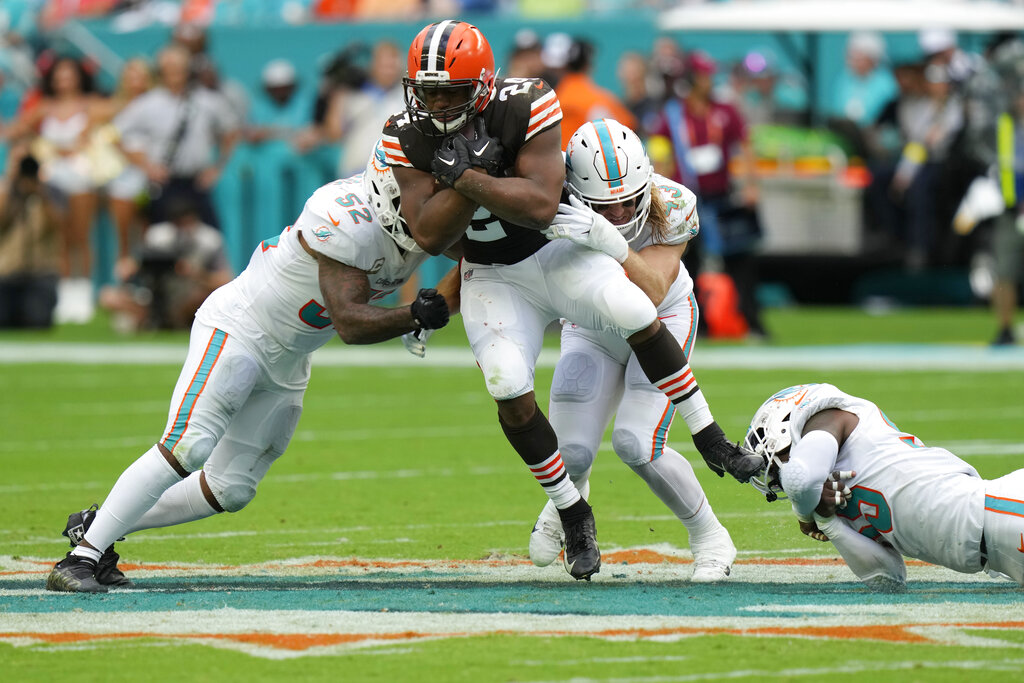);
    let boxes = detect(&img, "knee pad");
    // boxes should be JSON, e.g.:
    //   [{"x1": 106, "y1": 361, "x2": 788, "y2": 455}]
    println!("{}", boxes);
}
[
  {"x1": 171, "y1": 431, "x2": 218, "y2": 473},
  {"x1": 204, "y1": 470, "x2": 258, "y2": 513},
  {"x1": 611, "y1": 428, "x2": 648, "y2": 467},
  {"x1": 598, "y1": 282, "x2": 657, "y2": 336},
  {"x1": 559, "y1": 442, "x2": 596, "y2": 479},
  {"x1": 477, "y1": 341, "x2": 533, "y2": 401},
  {"x1": 551, "y1": 352, "x2": 600, "y2": 403}
]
